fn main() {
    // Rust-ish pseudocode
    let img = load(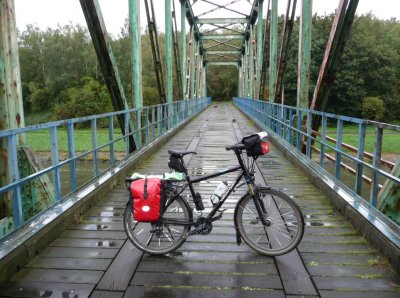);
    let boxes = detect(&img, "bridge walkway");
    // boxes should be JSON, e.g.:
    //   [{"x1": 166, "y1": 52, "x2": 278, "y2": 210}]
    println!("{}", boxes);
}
[{"x1": 1, "y1": 103, "x2": 399, "y2": 297}]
